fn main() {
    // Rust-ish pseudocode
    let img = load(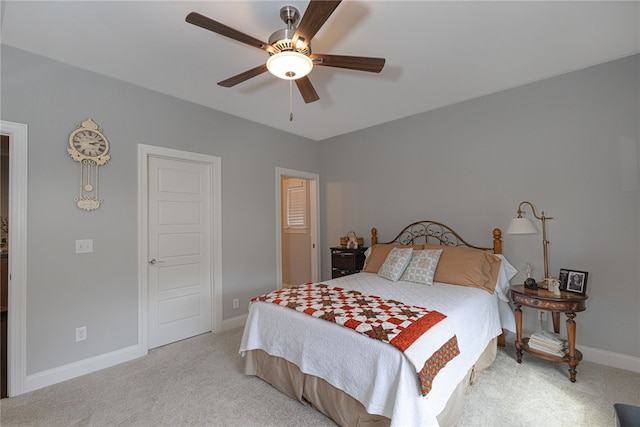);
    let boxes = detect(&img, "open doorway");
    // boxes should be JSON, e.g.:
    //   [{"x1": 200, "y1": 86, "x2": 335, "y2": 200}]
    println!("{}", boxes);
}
[
  {"x1": 1, "y1": 135, "x2": 8, "y2": 398},
  {"x1": 276, "y1": 168, "x2": 319, "y2": 289},
  {"x1": 0, "y1": 120, "x2": 28, "y2": 397}
]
